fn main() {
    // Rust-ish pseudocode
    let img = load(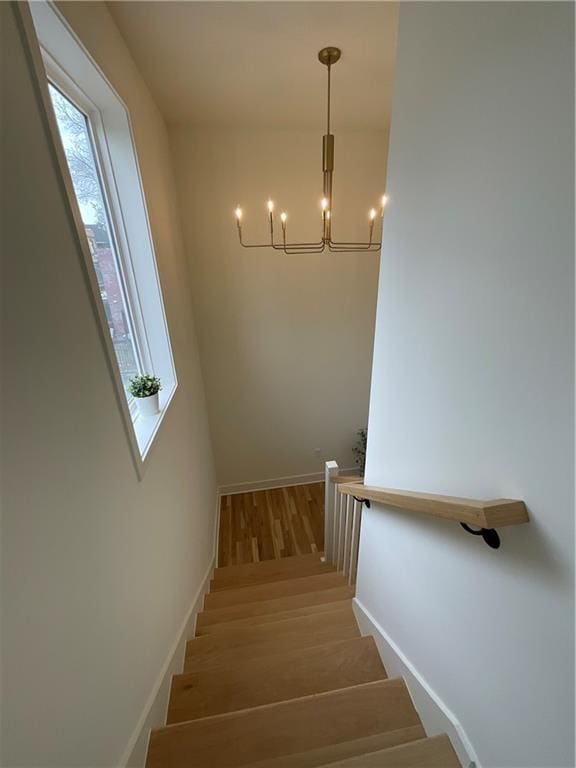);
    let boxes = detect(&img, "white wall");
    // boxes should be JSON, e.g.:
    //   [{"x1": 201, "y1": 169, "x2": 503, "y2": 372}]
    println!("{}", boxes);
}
[
  {"x1": 358, "y1": 3, "x2": 574, "y2": 768},
  {"x1": 1, "y1": 3, "x2": 217, "y2": 766},
  {"x1": 170, "y1": 127, "x2": 388, "y2": 486}
]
